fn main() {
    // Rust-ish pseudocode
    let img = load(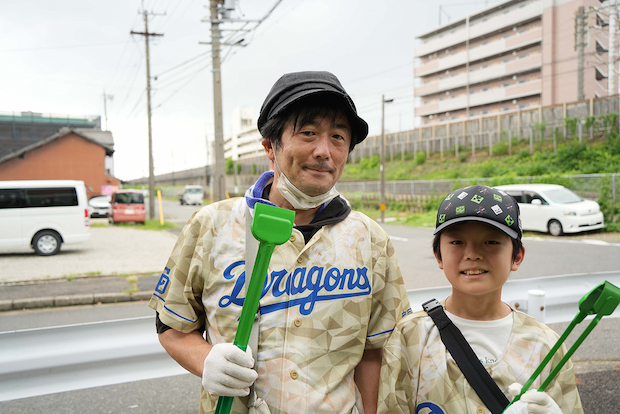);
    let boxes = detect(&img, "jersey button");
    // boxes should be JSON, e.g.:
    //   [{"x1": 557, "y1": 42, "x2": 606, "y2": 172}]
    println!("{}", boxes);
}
[
  {"x1": 294, "y1": 319, "x2": 301, "y2": 327},
  {"x1": 289, "y1": 235, "x2": 296, "y2": 242},
  {"x1": 290, "y1": 370, "x2": 298, "y2": 380},
  {"x1": 297, "y1": 256, "x2": 303, "y2": 264},
  {"x1": 476, "y1": 407, "x2": 484, "y2": 414}
]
